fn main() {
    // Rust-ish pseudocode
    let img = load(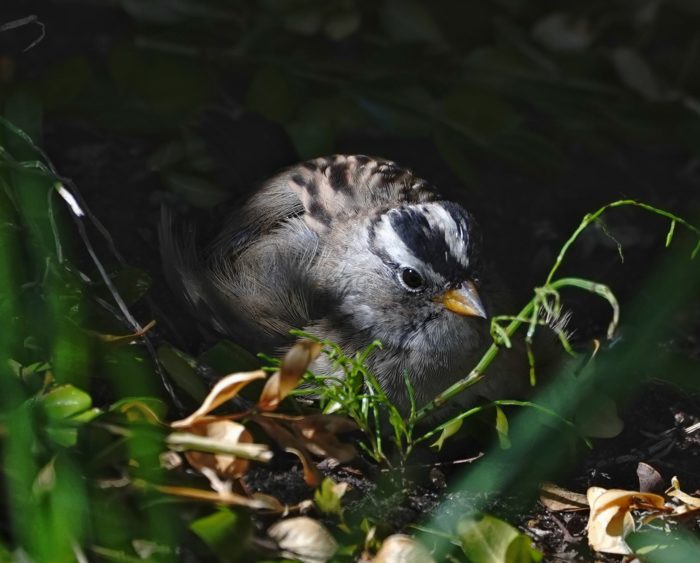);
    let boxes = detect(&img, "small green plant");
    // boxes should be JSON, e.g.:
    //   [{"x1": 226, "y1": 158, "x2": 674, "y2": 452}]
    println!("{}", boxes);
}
[{"x1": 283, "y1": 202, "x2": 700, "y2": 466}]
